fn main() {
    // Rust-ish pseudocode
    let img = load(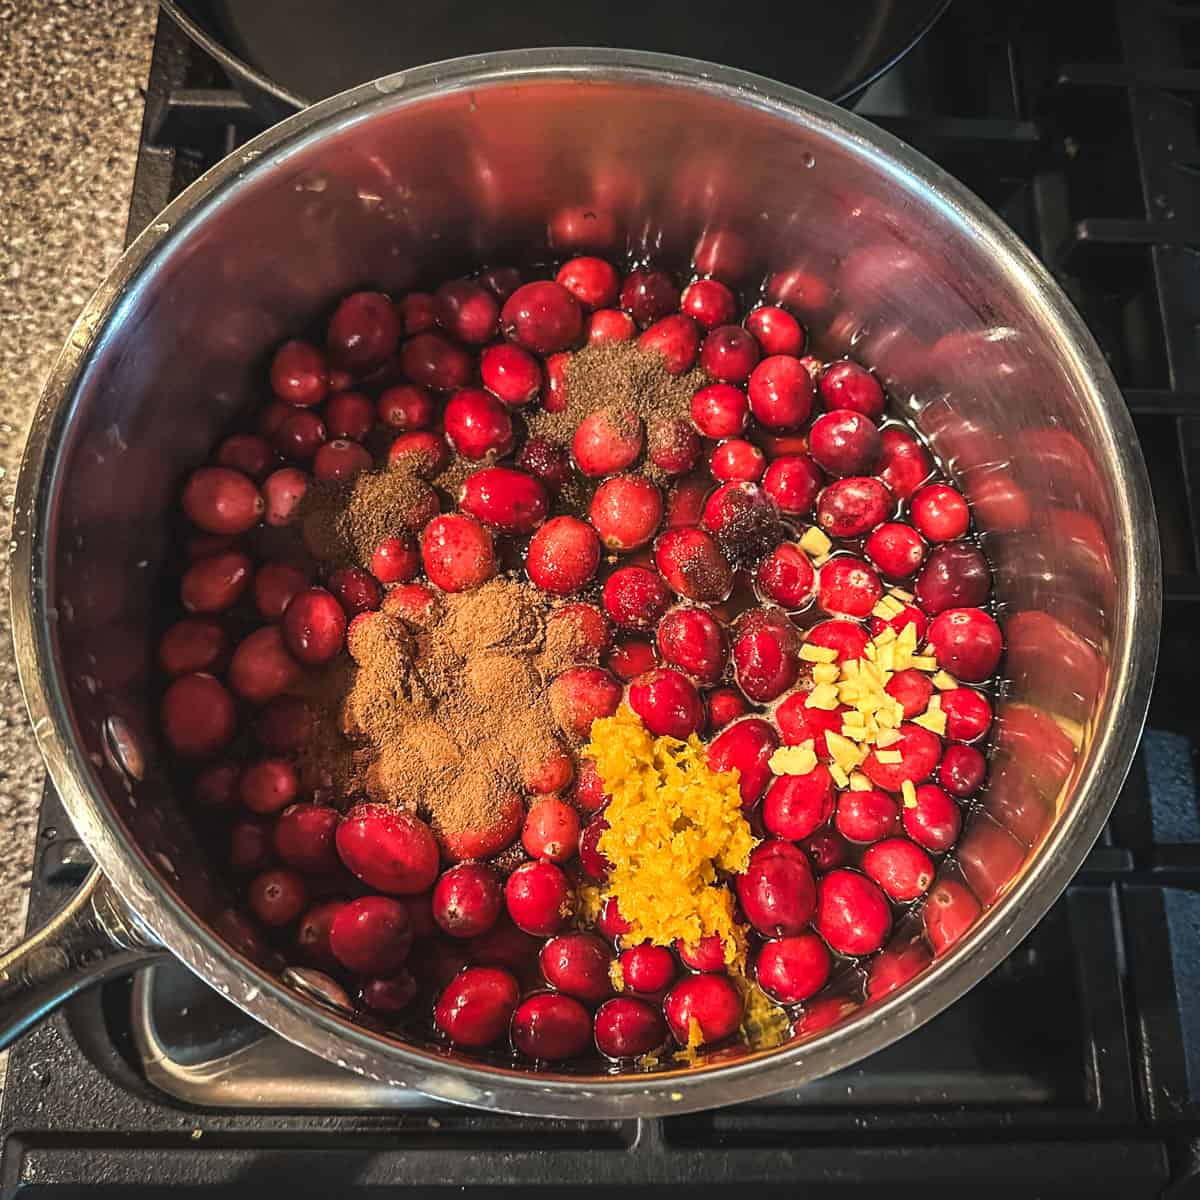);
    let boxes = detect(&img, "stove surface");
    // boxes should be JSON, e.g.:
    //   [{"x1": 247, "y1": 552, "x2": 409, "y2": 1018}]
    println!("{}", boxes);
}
[{"x1": 5, "y1": 2, "x2": 1200, "y2": 1195}]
